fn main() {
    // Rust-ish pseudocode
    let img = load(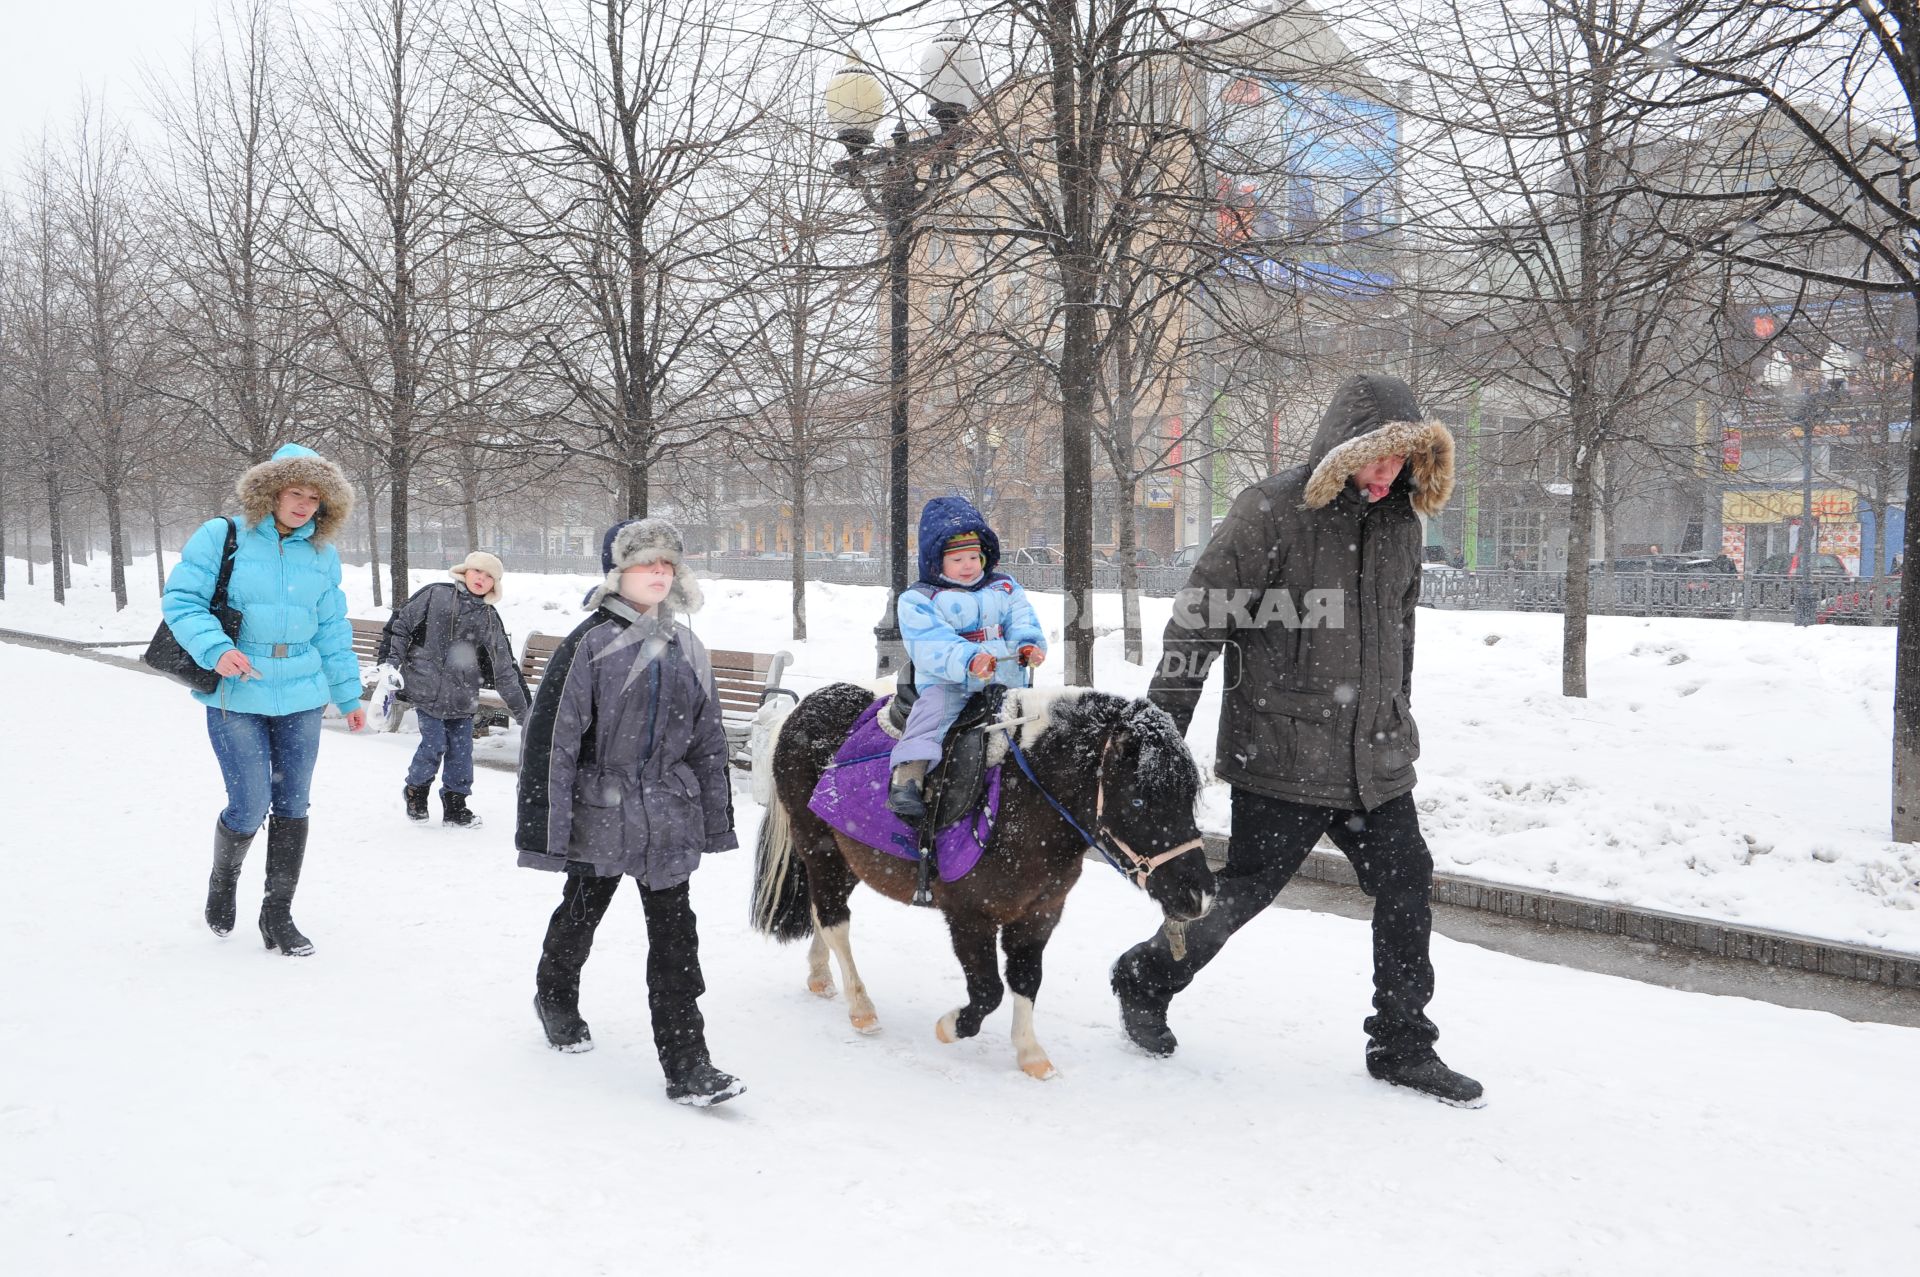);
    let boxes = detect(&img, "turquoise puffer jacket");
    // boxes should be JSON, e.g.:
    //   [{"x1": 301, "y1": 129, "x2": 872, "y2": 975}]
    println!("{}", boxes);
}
[{"x1": 162, "y1": 514, "x2": 362, "y2": 717}]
